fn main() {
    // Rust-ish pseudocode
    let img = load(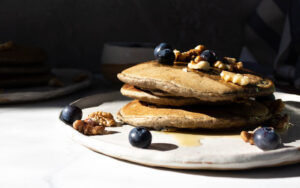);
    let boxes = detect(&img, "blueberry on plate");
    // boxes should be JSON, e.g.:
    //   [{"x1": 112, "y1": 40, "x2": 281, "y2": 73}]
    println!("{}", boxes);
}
[
  {"x1": 256, "y1": 94, "x2": 275, "y2": 102},
  {"x1": 253, "y1": 127, "x2": 281, "y2": 150},
  {"x1": 157, "y1": 48, "x2": 175, "y2": 65},
  {"x1": 60, "y1": 105, "x2": 82, "y2": 125},
  {"x1": 154, "y1": 43, "x2": 172, "y2": 58},
  {"x1": 129, "y1": 127, "x2": 152, "y2": 148},
  {"x1": 200, "y1": 50, "x2": 218, "y2": 63}
]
